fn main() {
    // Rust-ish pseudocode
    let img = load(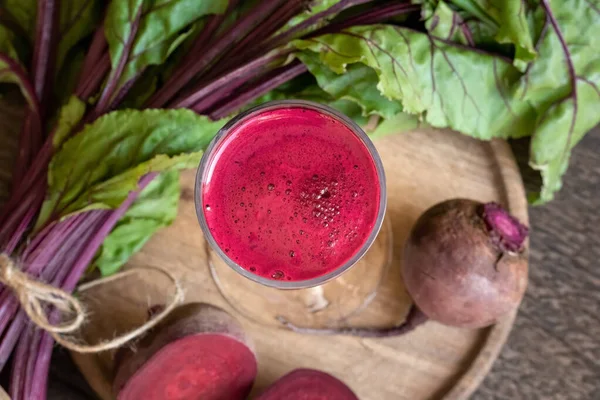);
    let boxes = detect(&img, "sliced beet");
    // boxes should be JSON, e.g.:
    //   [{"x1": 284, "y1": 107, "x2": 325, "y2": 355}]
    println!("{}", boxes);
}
[
  {"x1": 113, "y1": 303, "x2": 257, "y2": 400},
  {"x1": 255, "y1": 369, "x2": 358, "y2": 400}
]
